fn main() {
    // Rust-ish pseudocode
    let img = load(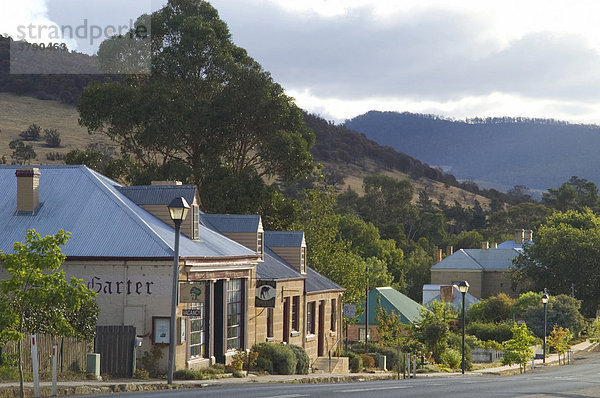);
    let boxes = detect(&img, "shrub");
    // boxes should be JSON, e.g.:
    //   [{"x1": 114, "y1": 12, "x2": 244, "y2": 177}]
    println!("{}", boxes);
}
[
  {"x1": 359, "y1": 353, "x2": 375, "y2": 369},
  {"x1": 447, "y1": 333, "x2": 473, "y2": 370},
  {"x1": 254, "y1": 343, "x2": 296, "y2": 375},
  {"x1": 343, "y1": 351, "x2": 363, "y2": 373},
  {"x1": 46, "y1": 152, "x2": 64, "y2": 161},
  {"x1": 133, "y1": 368, "x2": 149, "y2": 379},
  {"x1": 139, "y1": 345, "x2": 163, "y2": 378},
  {"x1": 440, "y1": 348, "x2": 461, "y2": 369},
  {"x1": 288, "y1": 344, "x2": 309, "y2": 375},
  {"x1": 19, "y1": 124, "x2": 41, "y2": 141},
  {"x1": 255, "y1": 357, "x2": 273, "y2": 374},
  {"x1": 232, "y1": 370, "x2": 244, "y2": 378},
  {"x1": 44, "y1": 129, "x2": 61, "y2": 147},
  {"x1": 173, "y1": 369, "x2": 198, "y2": 380},
  {"x1": 466, "y1": 322, "x2": 513, "y2": 343}
]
